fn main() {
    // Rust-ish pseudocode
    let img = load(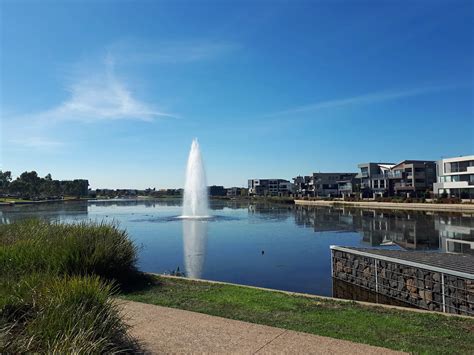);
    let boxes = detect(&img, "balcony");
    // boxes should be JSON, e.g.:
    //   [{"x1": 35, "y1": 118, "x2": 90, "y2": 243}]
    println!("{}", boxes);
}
[
  {"x1": 388, "y1": 171, "x2": 403, "y2": 179},
  {"x1": 394, "y1": 182, "x2": 414, "y2": 190}
]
